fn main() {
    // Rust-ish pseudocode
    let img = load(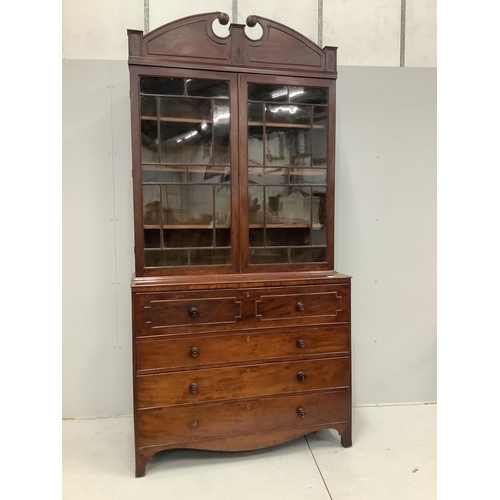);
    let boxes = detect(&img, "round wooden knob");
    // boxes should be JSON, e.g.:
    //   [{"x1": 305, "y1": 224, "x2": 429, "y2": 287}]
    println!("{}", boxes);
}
[
  {"x1": 189, "y1": 383, "x2": 198, "y2": 394},
  {"x1": 297, "y1": 371, "x2": 307, "y2": 382},
  {"x1": 297, "y1": 339, "x2": 306, "y2": 348},
  {"x1": 190, "y1": 346, "x2": 199, "y2": 358},
  {"x1": 189, "y1": 306, "x2": 199, "y2": 318},
  {"x1": 296, "y1": 302, "x2": 305, "y2": 312},
  {"x1": 297, "y1": 407, "x2": 306, "y2": 418}
]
